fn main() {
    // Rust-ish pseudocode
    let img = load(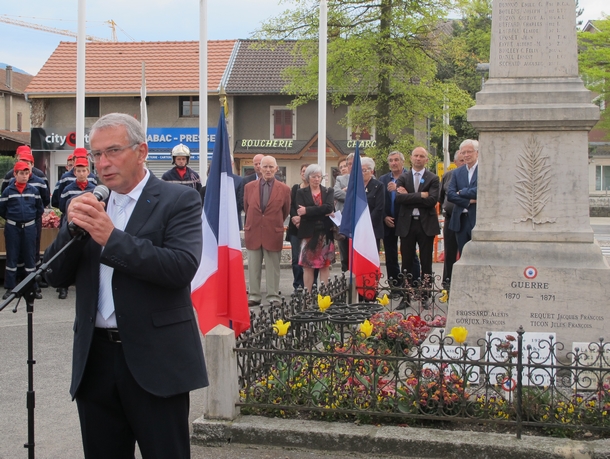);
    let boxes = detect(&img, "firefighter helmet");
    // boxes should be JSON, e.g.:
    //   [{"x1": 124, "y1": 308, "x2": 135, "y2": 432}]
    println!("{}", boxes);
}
[{"x1": 172, "y1": 144, "x2": 190, "y2": 165}]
